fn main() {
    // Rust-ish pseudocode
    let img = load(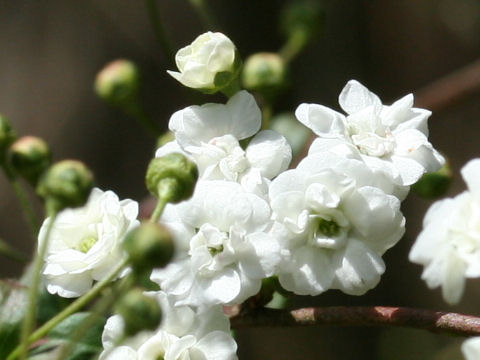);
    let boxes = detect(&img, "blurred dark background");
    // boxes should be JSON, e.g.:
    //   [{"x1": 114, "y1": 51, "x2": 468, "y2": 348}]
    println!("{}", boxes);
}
[{"x1": 1, "y1": 1, "x2": 480, "y2": 359}]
